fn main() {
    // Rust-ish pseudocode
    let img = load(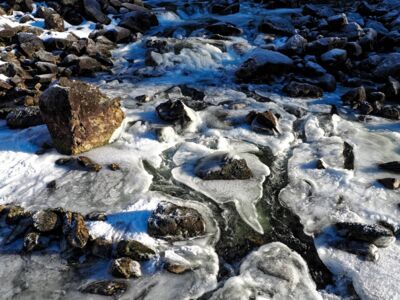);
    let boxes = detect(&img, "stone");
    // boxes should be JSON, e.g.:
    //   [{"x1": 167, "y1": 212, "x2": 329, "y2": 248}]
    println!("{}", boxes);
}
[
  {"x1": 343, "y1": 141, "x2": 354, "y2": 170},
  {"x1": 283, "y1": 81, "x2": 323, "y2": 98},
  {"x1": 306, "y1": 37, "x2": 347, "y2": 55},
  {"x1": 85, "y1": 212, "x2": 107, "y2": 221},
  {"x1": 156, "y1": 99, "x2": 192, "y2": 127},
  {"x1": 83, "y1": 0, "x2": 111, "y2": 25},
  {"x1": 279, "y1": 34, "x2": 307, "y2": 55},
  {"x1": 259, "y1": 15, "x2": 295, "y2": 36},
  {"x1": 91, "y1": 237, "x2": 113, "y2": 258},
  {"x1": 44, "y1": 13, "x2": 64, "y2": 32},
  {"x1": 6, "y1": 106, "x2": 43, "y2": 129},
  {"x1": 81, "y1": 280, "x2": 128, "y2": 297},
  {"x1": 316, "y1": 159, "x2": 326, "y2": 169},
  {"x1": 5, "y1": 206, "x2": 30, "y2": 225},
  {"x1": 320, "y1": 48, "x2": 347, "y2": 64},
  {"x1": 373, "y1": 53, "x2": 400, "y2": 79},
  {"x1": 209, "y1": 0, "x2": 239, "y2": 15},
  {"x1": 247, "y1": 110, "x2": 280, "y2": 134},
  {"x1": 377, "y1": 178, "x2": 400, "y2": 190},
  {"x1": 39, "y1": 78, "x2": 124, "y2": 155},
  {"x1": 77, "y1": 156, "x2": 102, "y2": 172},
  {"x1": 108, "y1": 163, "x2": 121, "y2": 171},
  {"x1": 335, "y1": 222, "x2": 395, "y2": 248},
  {"x1": 5, "y1": 217, "x2": 32, "y2": 244},
  {"x1": 116, "y1": 240, "x2": 155, "y2": 261},
  {"x1": 206, "y1": 22, "x2": 242, "y2": 36},
  {"x1": 380, "y1": 106, "x2": 400, "y2": 120},
  {"x1": 119, "y1": 7, "x2": 159, "y2": 33},
  {"x1": 195, "y1": 152, "x2": 253, "y2": 180},
  {"x1": 341, "y1": 86, "x2": 366, "y2": 108},
  {"x1": 32, "y1": 209, "x2": 60, "y2": 233},
  {"x1": 382, "y1": 76, "x2": 400, "y2": 100},
  {"x1": 62, "y1": 212, "x2": 90, "y2": 249},
  {"x1": 23, "y1": 232, "x2": 50, "y2": 252},
  {"x1": 110, "y1": 257, "x2": 142, "y2": 278},
  {"x1": 17, "y1": 32, "x2": 44, "y2": 57},
  {"x1": 104, "y1": 26, "x2": 131, "y2": 43},
  {"x1": 327, "y1": 13, "x2": 348, "y2": 29},
  {"x1": 378, "y1": 161, "x2": 400, "y2": 174},
  {"x1": 148, "y1": 202, "x2": 206, "y2": 239}
]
